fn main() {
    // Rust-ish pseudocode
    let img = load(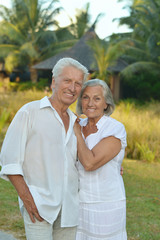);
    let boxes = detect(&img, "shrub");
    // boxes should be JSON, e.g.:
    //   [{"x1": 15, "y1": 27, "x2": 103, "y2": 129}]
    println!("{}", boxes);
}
[
  {"x1": 112, "y1": 100, "x2": 160, "y2": 163},
  {"x1": 0, "y1": 92, "x2": 159, "y2": 163},
  {"x1": 0, "y1": 109, "x2": 10, "y2": 133}
]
